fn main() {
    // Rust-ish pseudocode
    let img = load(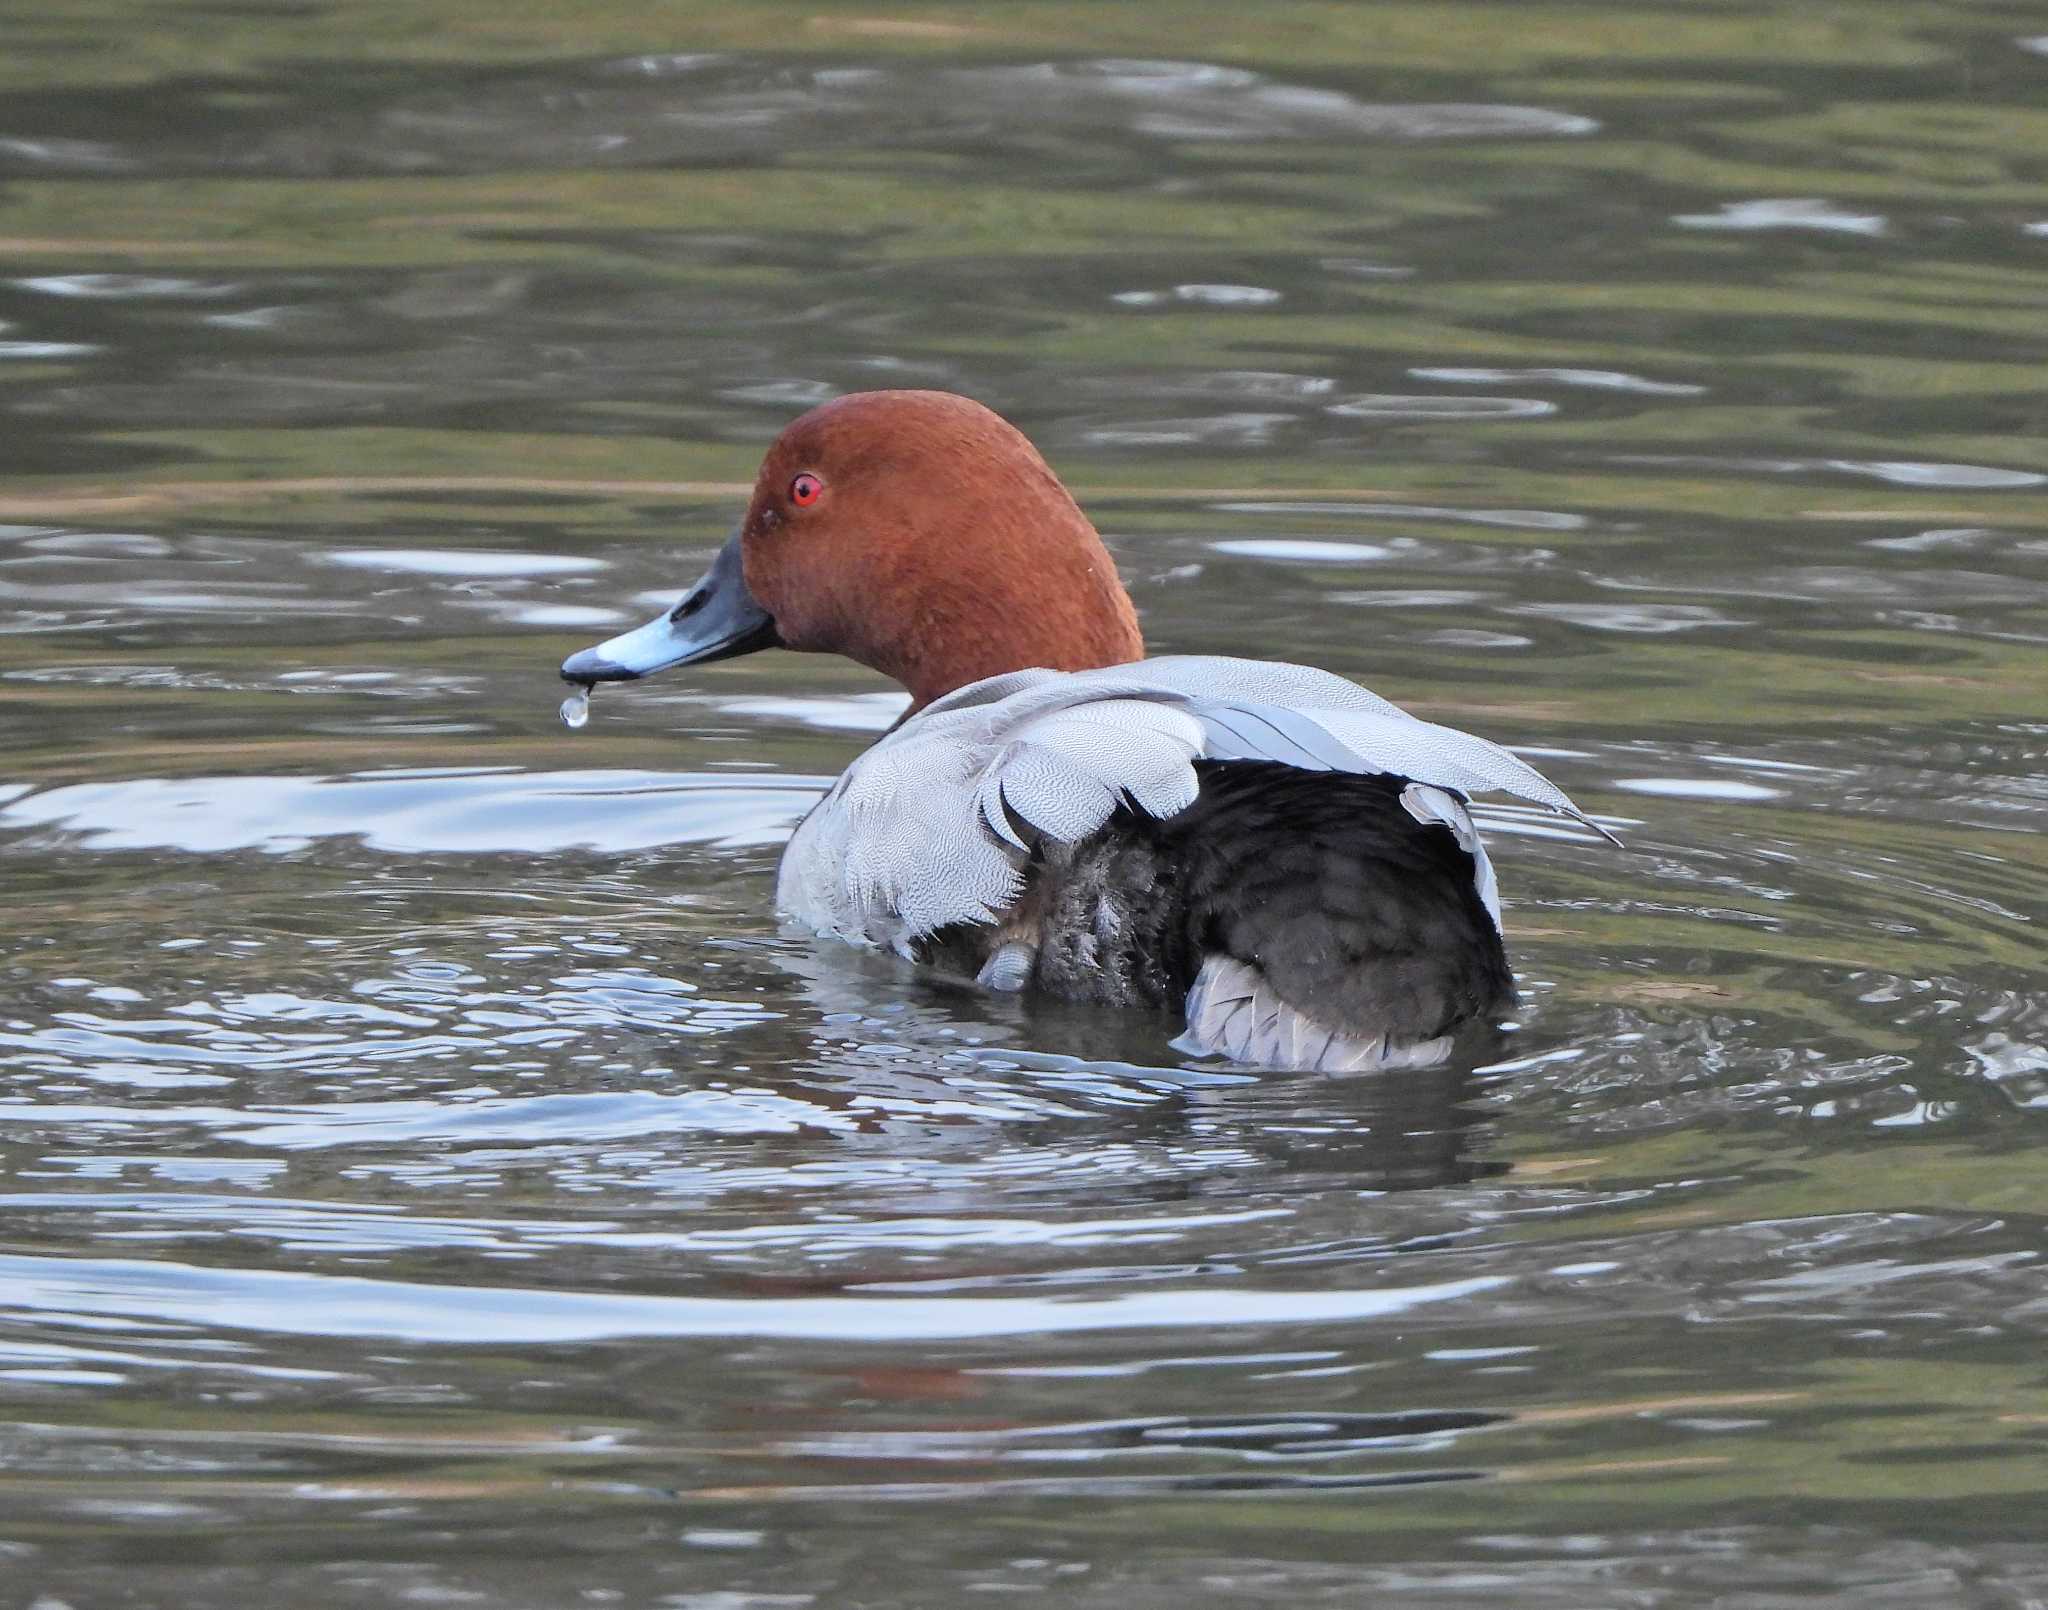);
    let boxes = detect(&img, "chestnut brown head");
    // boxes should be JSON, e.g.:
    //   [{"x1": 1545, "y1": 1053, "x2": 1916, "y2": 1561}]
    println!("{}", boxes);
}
[{"x1": 563, "y1": 390, "x2": 1143, "y2": 712}]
